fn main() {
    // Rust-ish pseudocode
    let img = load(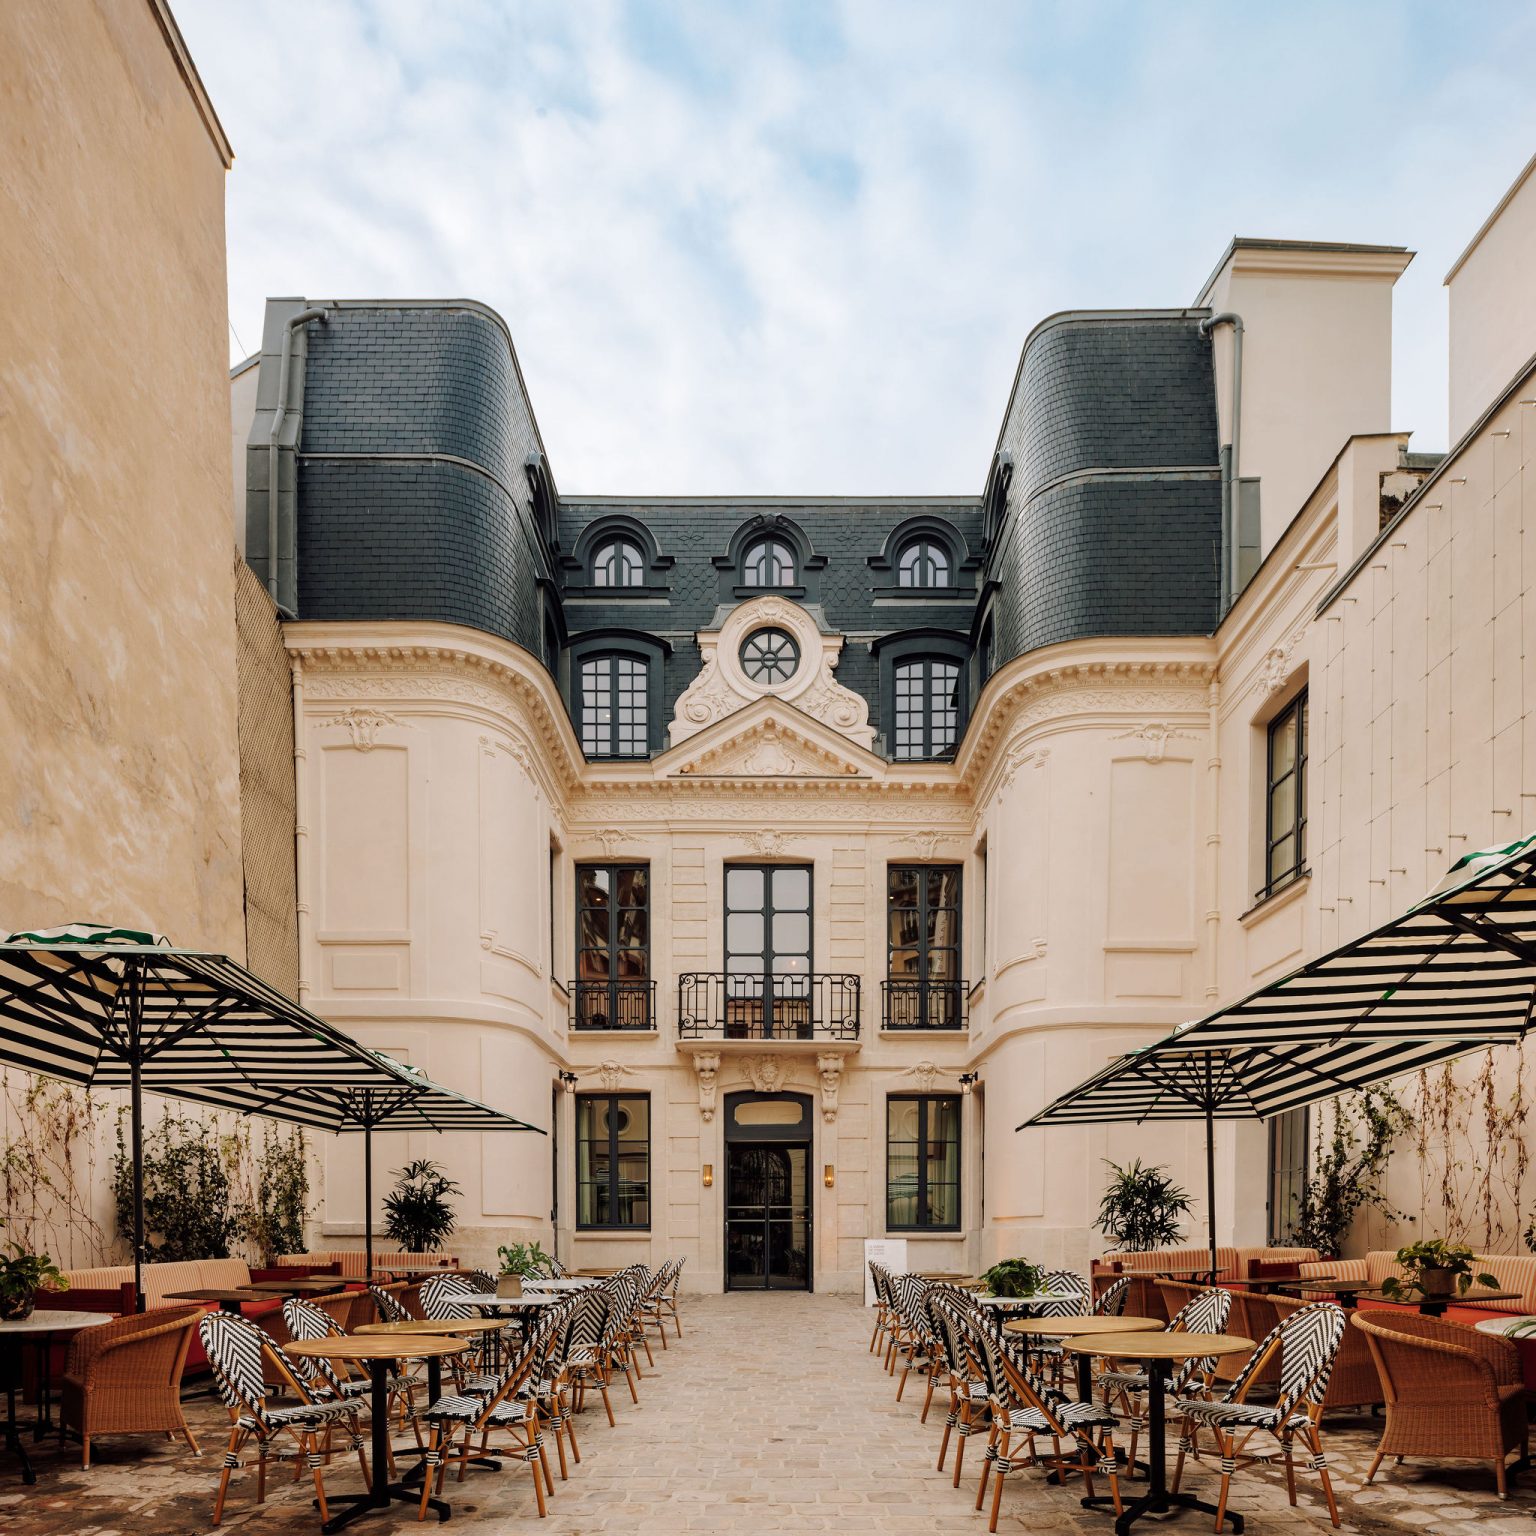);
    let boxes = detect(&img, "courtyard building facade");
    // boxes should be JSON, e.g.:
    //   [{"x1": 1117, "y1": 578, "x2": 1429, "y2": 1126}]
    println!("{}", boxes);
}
[{"x1": 223, "y1": 160, "x2": 1536, "y2": 1289}]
